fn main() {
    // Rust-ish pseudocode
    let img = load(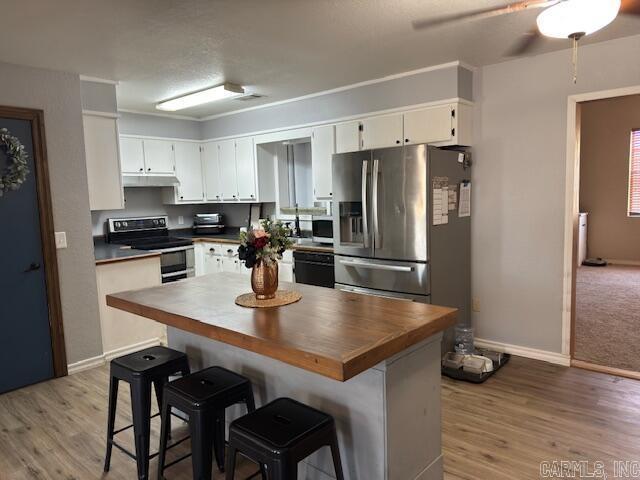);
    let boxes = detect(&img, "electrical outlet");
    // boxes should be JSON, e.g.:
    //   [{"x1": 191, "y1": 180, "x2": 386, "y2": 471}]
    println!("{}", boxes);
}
[
  {"x1": 178, "y1": 216, "x2": 184, "y2": 225},
  {"x1": 472, "y1": 297, "x2": 480, "y2": 313},
  {"x1": 55, "y1": 232, "x2": 67, "y2": 249}
]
